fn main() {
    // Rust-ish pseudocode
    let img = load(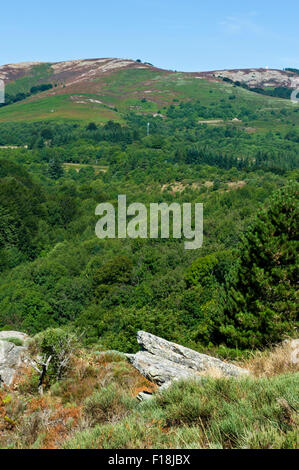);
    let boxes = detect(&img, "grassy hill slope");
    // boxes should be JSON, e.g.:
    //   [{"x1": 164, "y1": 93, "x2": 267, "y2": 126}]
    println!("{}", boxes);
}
[{"x1": 0, "y1": 60, "x2": 298, "y2": 129}]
